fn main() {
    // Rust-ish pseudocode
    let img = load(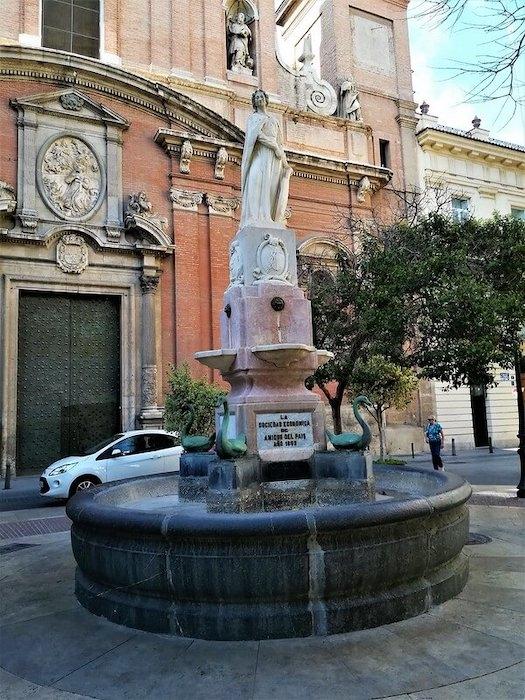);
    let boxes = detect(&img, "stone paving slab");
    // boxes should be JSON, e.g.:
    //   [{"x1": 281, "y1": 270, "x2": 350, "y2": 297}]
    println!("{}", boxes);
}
[
  {"x1": 0, "y1": 515, "x2": 70, "y2": 539},
  {"x1": 0, "y1": 505, "x2": 524, "y2": 699}
]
